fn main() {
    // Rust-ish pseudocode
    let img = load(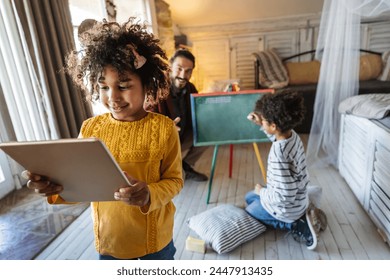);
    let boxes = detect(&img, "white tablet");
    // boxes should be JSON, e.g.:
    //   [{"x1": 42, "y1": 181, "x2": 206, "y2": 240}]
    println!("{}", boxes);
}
[{"x1": 0, "y1": 138, "x2": 130, "y2": 202}]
